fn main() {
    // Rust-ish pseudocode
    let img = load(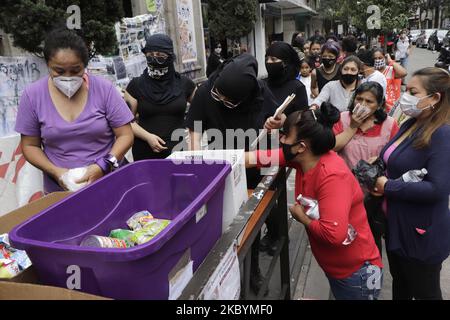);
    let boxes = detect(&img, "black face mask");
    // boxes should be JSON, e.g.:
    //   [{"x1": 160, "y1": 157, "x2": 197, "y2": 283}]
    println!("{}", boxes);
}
[
  {"x1": 322, "y1": 58, "x2": 336, "y2": 68},
  {"x1": 341, "y1": 73, "x2": 358, "y2": 85},
  {"x1": 280, "y1": 142, "x2": 298, "y2": 162},
  {"x1": 266, "y1": 62, "x2": 286, "y2": 79}
]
